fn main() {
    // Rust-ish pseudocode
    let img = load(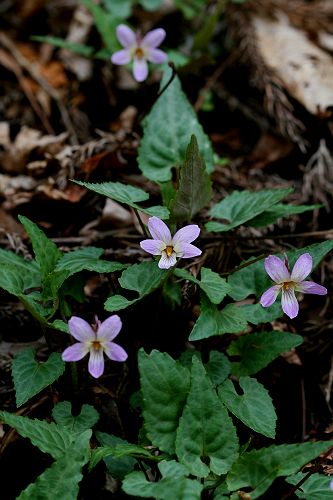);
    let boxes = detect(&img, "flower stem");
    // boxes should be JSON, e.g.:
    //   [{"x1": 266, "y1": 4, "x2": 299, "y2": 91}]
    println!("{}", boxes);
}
[{"x1": 133, "y1": 208, "x2": 149, "y2": 237}]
